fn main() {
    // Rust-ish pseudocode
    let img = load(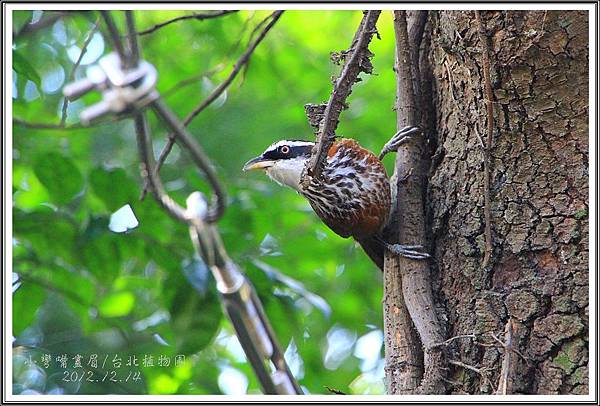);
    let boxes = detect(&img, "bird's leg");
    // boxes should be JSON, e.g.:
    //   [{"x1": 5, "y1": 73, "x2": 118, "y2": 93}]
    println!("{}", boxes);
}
[
  {"x1": 374, "y1": 235, "x2": 431, "y2": 260},
  {"x1": 378, "y1": 125, "x2": 422, "y2": 160},
  {"x1": 385, "y1": 243, "x2": 431, "y2": 259}
]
